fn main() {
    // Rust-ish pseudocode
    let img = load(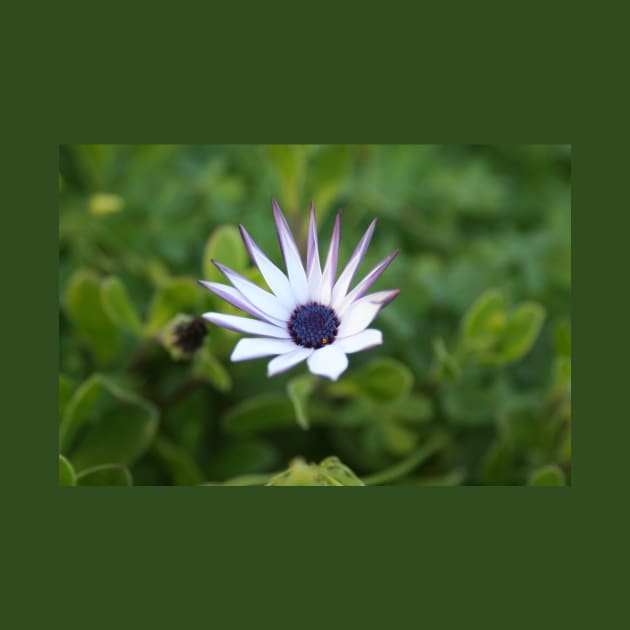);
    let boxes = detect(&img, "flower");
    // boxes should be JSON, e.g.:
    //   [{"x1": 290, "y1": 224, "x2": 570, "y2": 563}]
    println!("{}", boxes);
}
[{"x1": 200, "y1": 199, "x2": 399, "y2": 381}]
